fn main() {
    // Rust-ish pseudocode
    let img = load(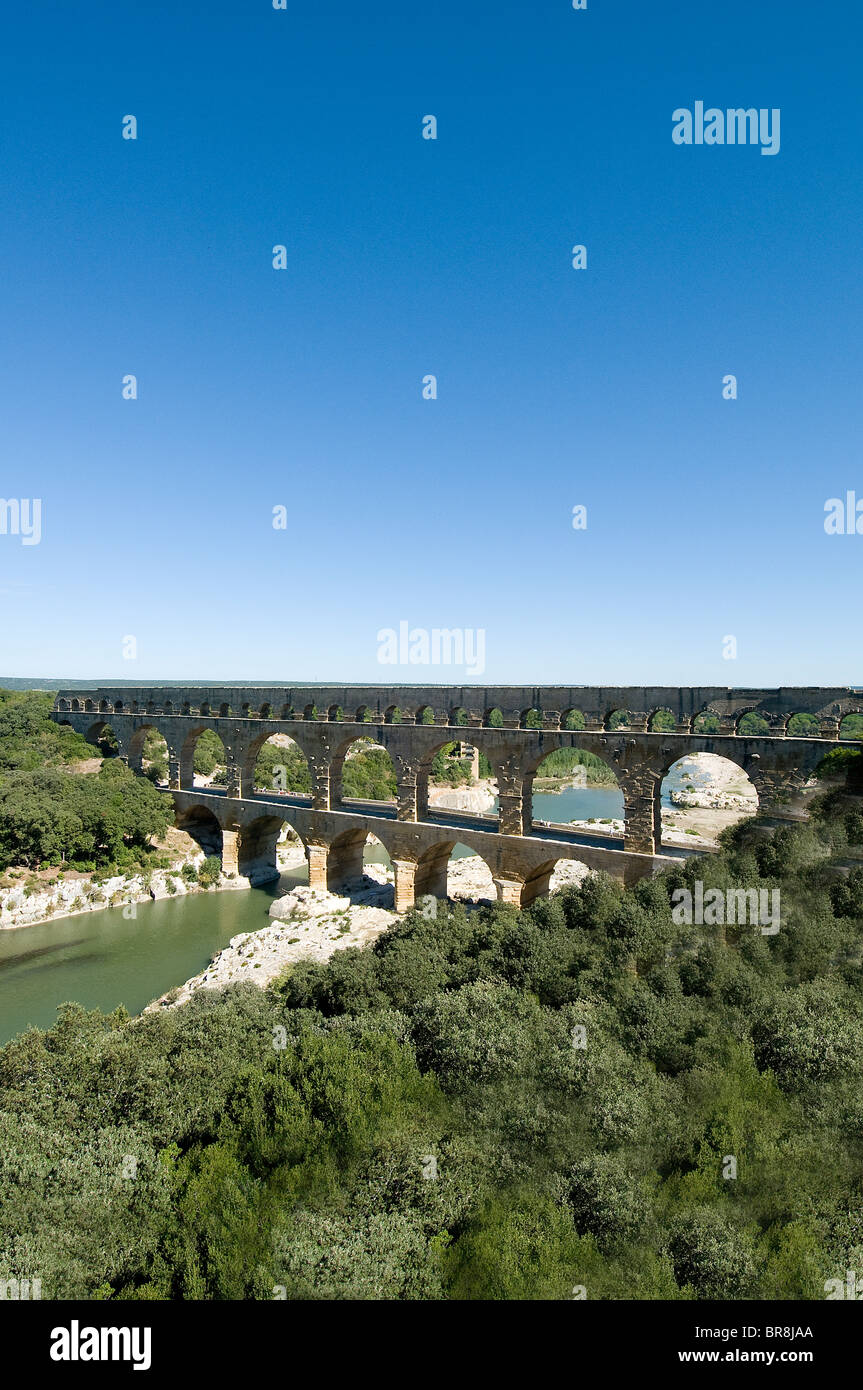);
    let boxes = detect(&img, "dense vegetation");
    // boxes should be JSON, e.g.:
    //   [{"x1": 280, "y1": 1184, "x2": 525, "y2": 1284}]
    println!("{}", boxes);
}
[
  {"x1": 0, "y1": 691, "x2": 172, "y2": 874},
  {"x1": 2, "y1": 764, "x2": 862, "y2": 1299}
]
